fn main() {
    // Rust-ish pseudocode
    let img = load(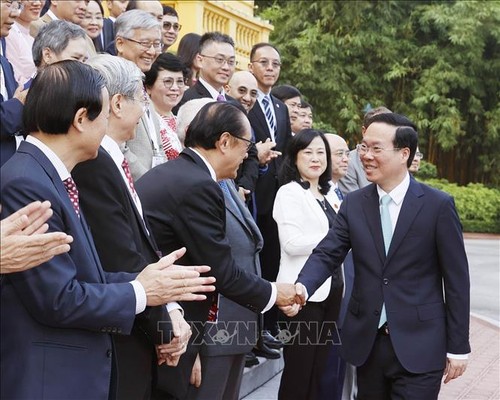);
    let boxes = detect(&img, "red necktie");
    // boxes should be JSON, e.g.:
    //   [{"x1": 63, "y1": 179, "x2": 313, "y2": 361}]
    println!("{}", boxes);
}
[
  {"x1": 63, "y1": 177, "x2": 80, "y2": 216},
  {"x1": 121, "y1": 158, "x2": 136, "y2": 194},
  {"x1": 160, "y1": 116, "x2": 180, "y2": 160}
]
